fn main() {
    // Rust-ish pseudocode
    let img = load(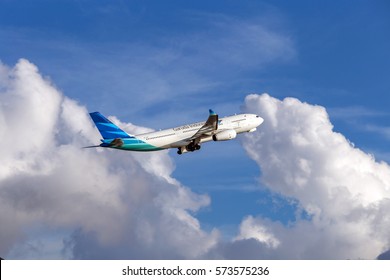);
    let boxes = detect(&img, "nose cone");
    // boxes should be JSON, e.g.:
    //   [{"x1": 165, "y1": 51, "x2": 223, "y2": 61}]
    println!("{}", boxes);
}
[{"x1": 255, "y1": 116, "x2": 264, "y2": 127}]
